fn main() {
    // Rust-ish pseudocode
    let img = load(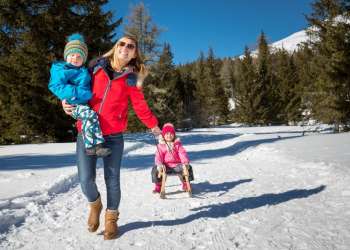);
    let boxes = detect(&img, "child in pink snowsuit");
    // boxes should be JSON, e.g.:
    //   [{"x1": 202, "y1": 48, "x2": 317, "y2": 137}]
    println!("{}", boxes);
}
[{"x1": 151, "y1": 123, "x2": 194, "y2": 193}]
